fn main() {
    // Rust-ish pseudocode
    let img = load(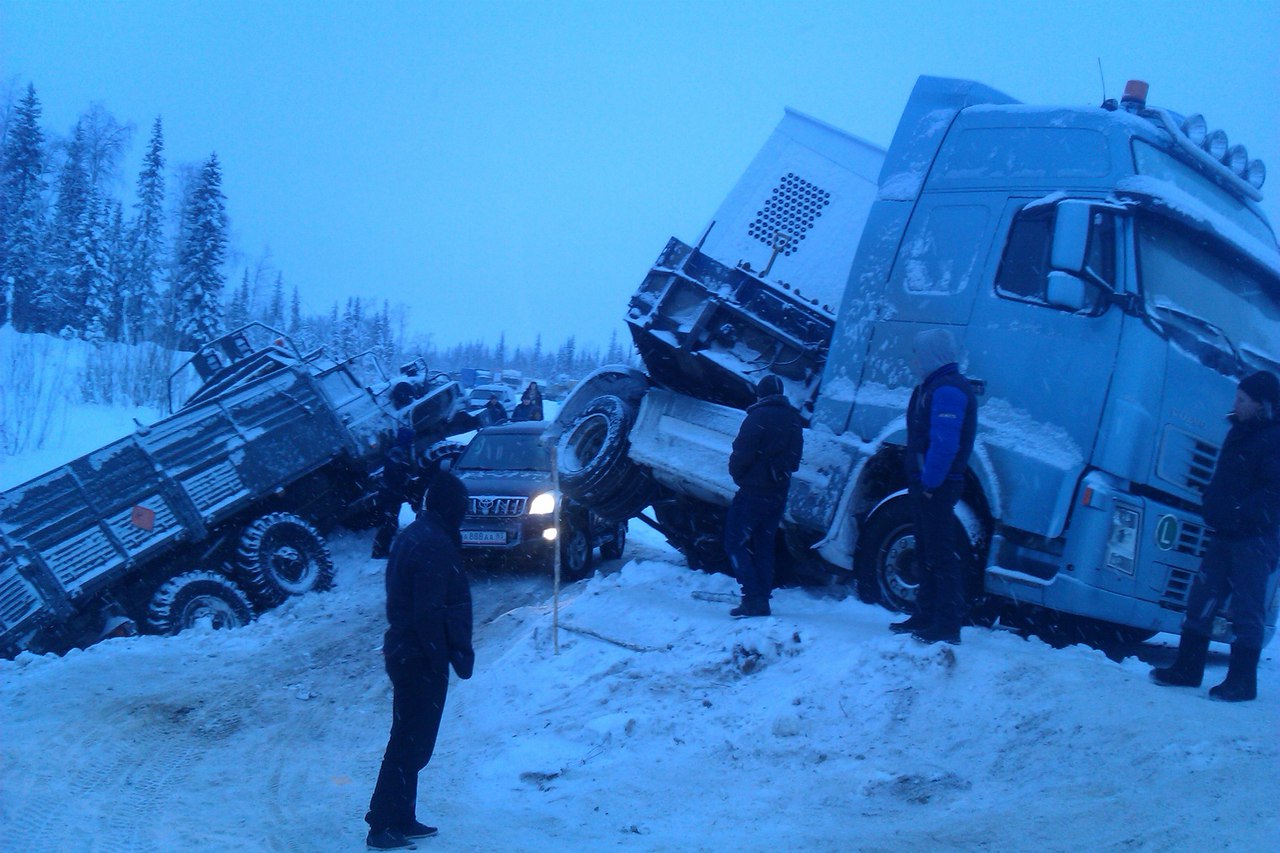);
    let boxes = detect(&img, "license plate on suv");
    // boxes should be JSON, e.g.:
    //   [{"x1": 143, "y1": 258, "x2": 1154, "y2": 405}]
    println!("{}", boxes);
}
[{"x1": 462, "y1": 530, "x2": 507, "y2": 544}]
